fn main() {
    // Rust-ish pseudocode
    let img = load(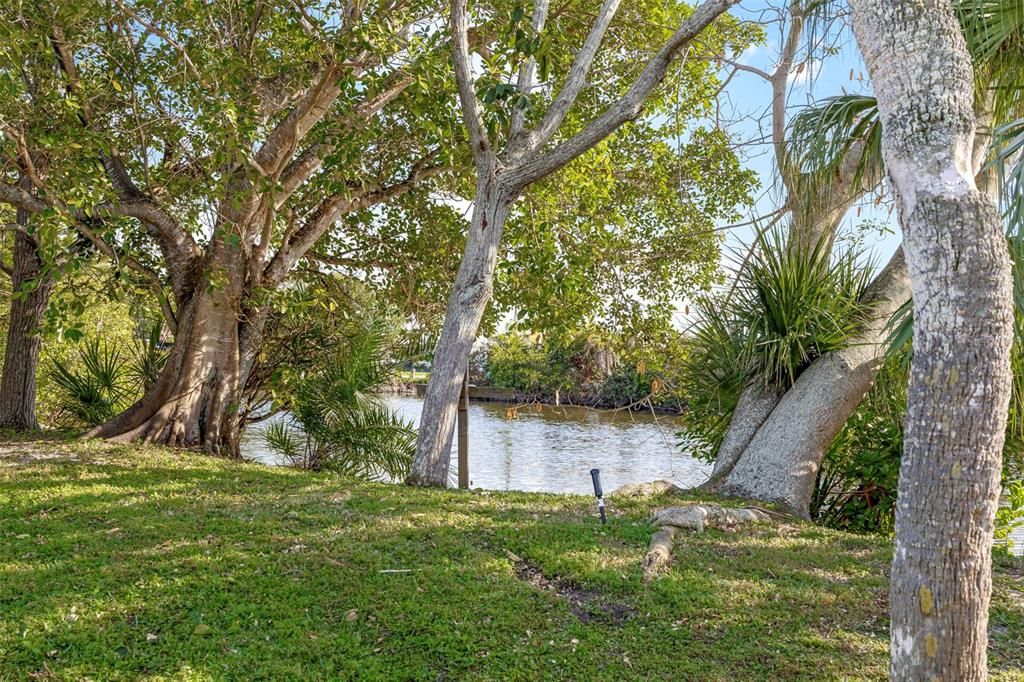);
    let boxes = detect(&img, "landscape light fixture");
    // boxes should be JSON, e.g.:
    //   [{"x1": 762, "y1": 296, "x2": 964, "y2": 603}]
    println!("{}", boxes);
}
[{"x1": 590, "y1": 468, "x2": 606, "y2": 524}]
